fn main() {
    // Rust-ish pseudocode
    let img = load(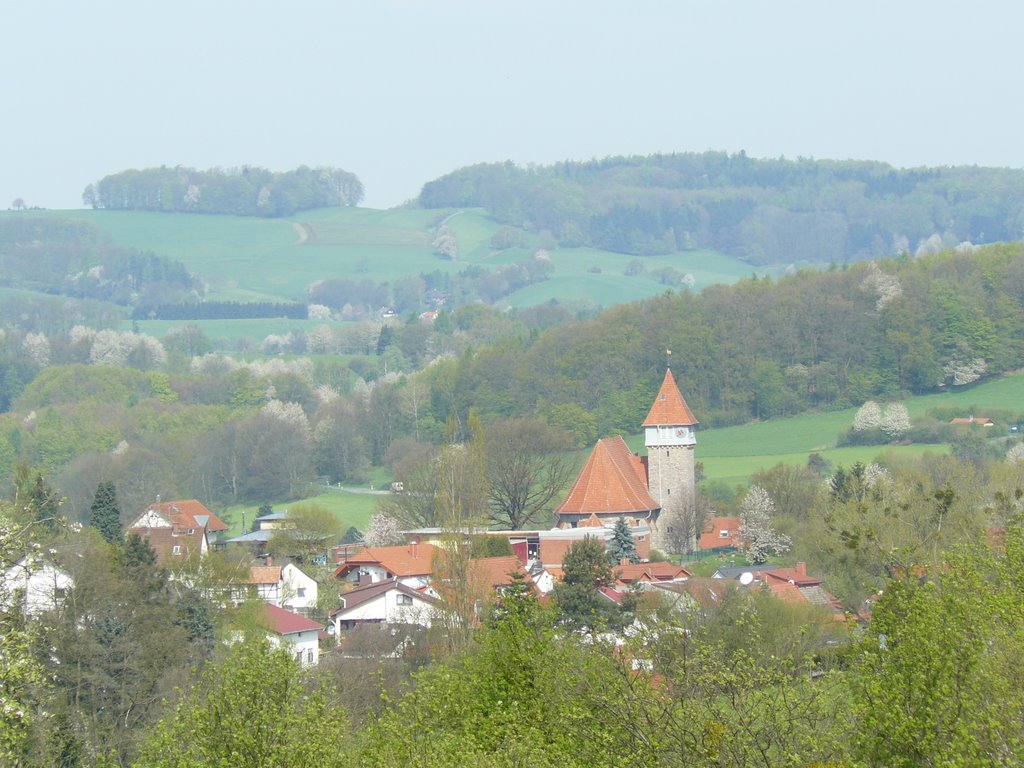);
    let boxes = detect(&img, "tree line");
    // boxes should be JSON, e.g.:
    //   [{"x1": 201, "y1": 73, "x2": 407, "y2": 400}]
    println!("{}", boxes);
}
[
  {"x1": 419, "y1": 152, "x2": 1024, "y2": 263},
  {"x1": 0, "y1": 217, "x2": 200, "y2": 307},
  {"x1": 83, "y1": 165, "x2": 364, "y2": 217},
  {"x1": 132, "y1": 300, "x2": 307, "y2": 321}
]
